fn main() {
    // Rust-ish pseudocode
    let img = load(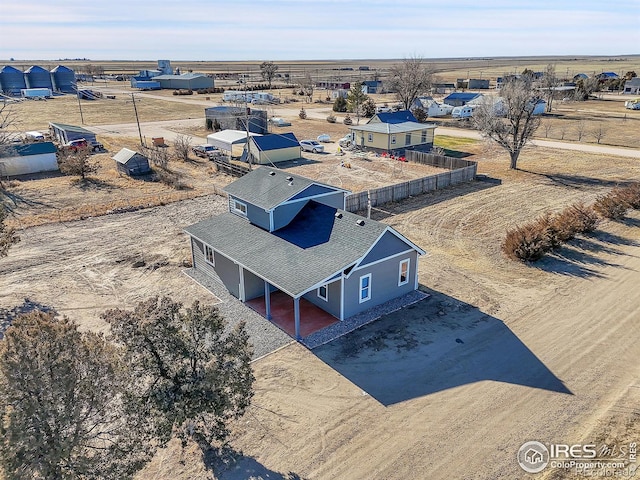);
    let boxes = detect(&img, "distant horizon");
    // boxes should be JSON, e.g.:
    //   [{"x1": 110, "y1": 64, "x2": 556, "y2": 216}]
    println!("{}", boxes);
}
[{"x1": 2, "y1": 1, "x2": 638, "y2": 62}]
